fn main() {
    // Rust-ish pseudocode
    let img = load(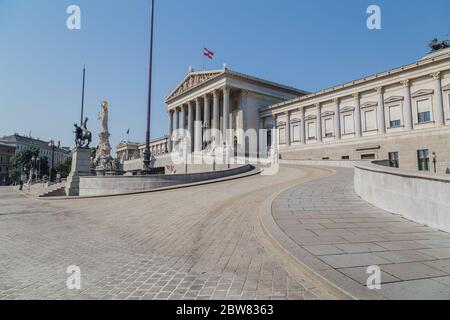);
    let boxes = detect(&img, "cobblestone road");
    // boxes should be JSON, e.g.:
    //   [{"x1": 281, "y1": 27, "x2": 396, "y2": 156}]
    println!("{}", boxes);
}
[{"x1": 0, "y1": 165, "x2": 337, "y2": 300}]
